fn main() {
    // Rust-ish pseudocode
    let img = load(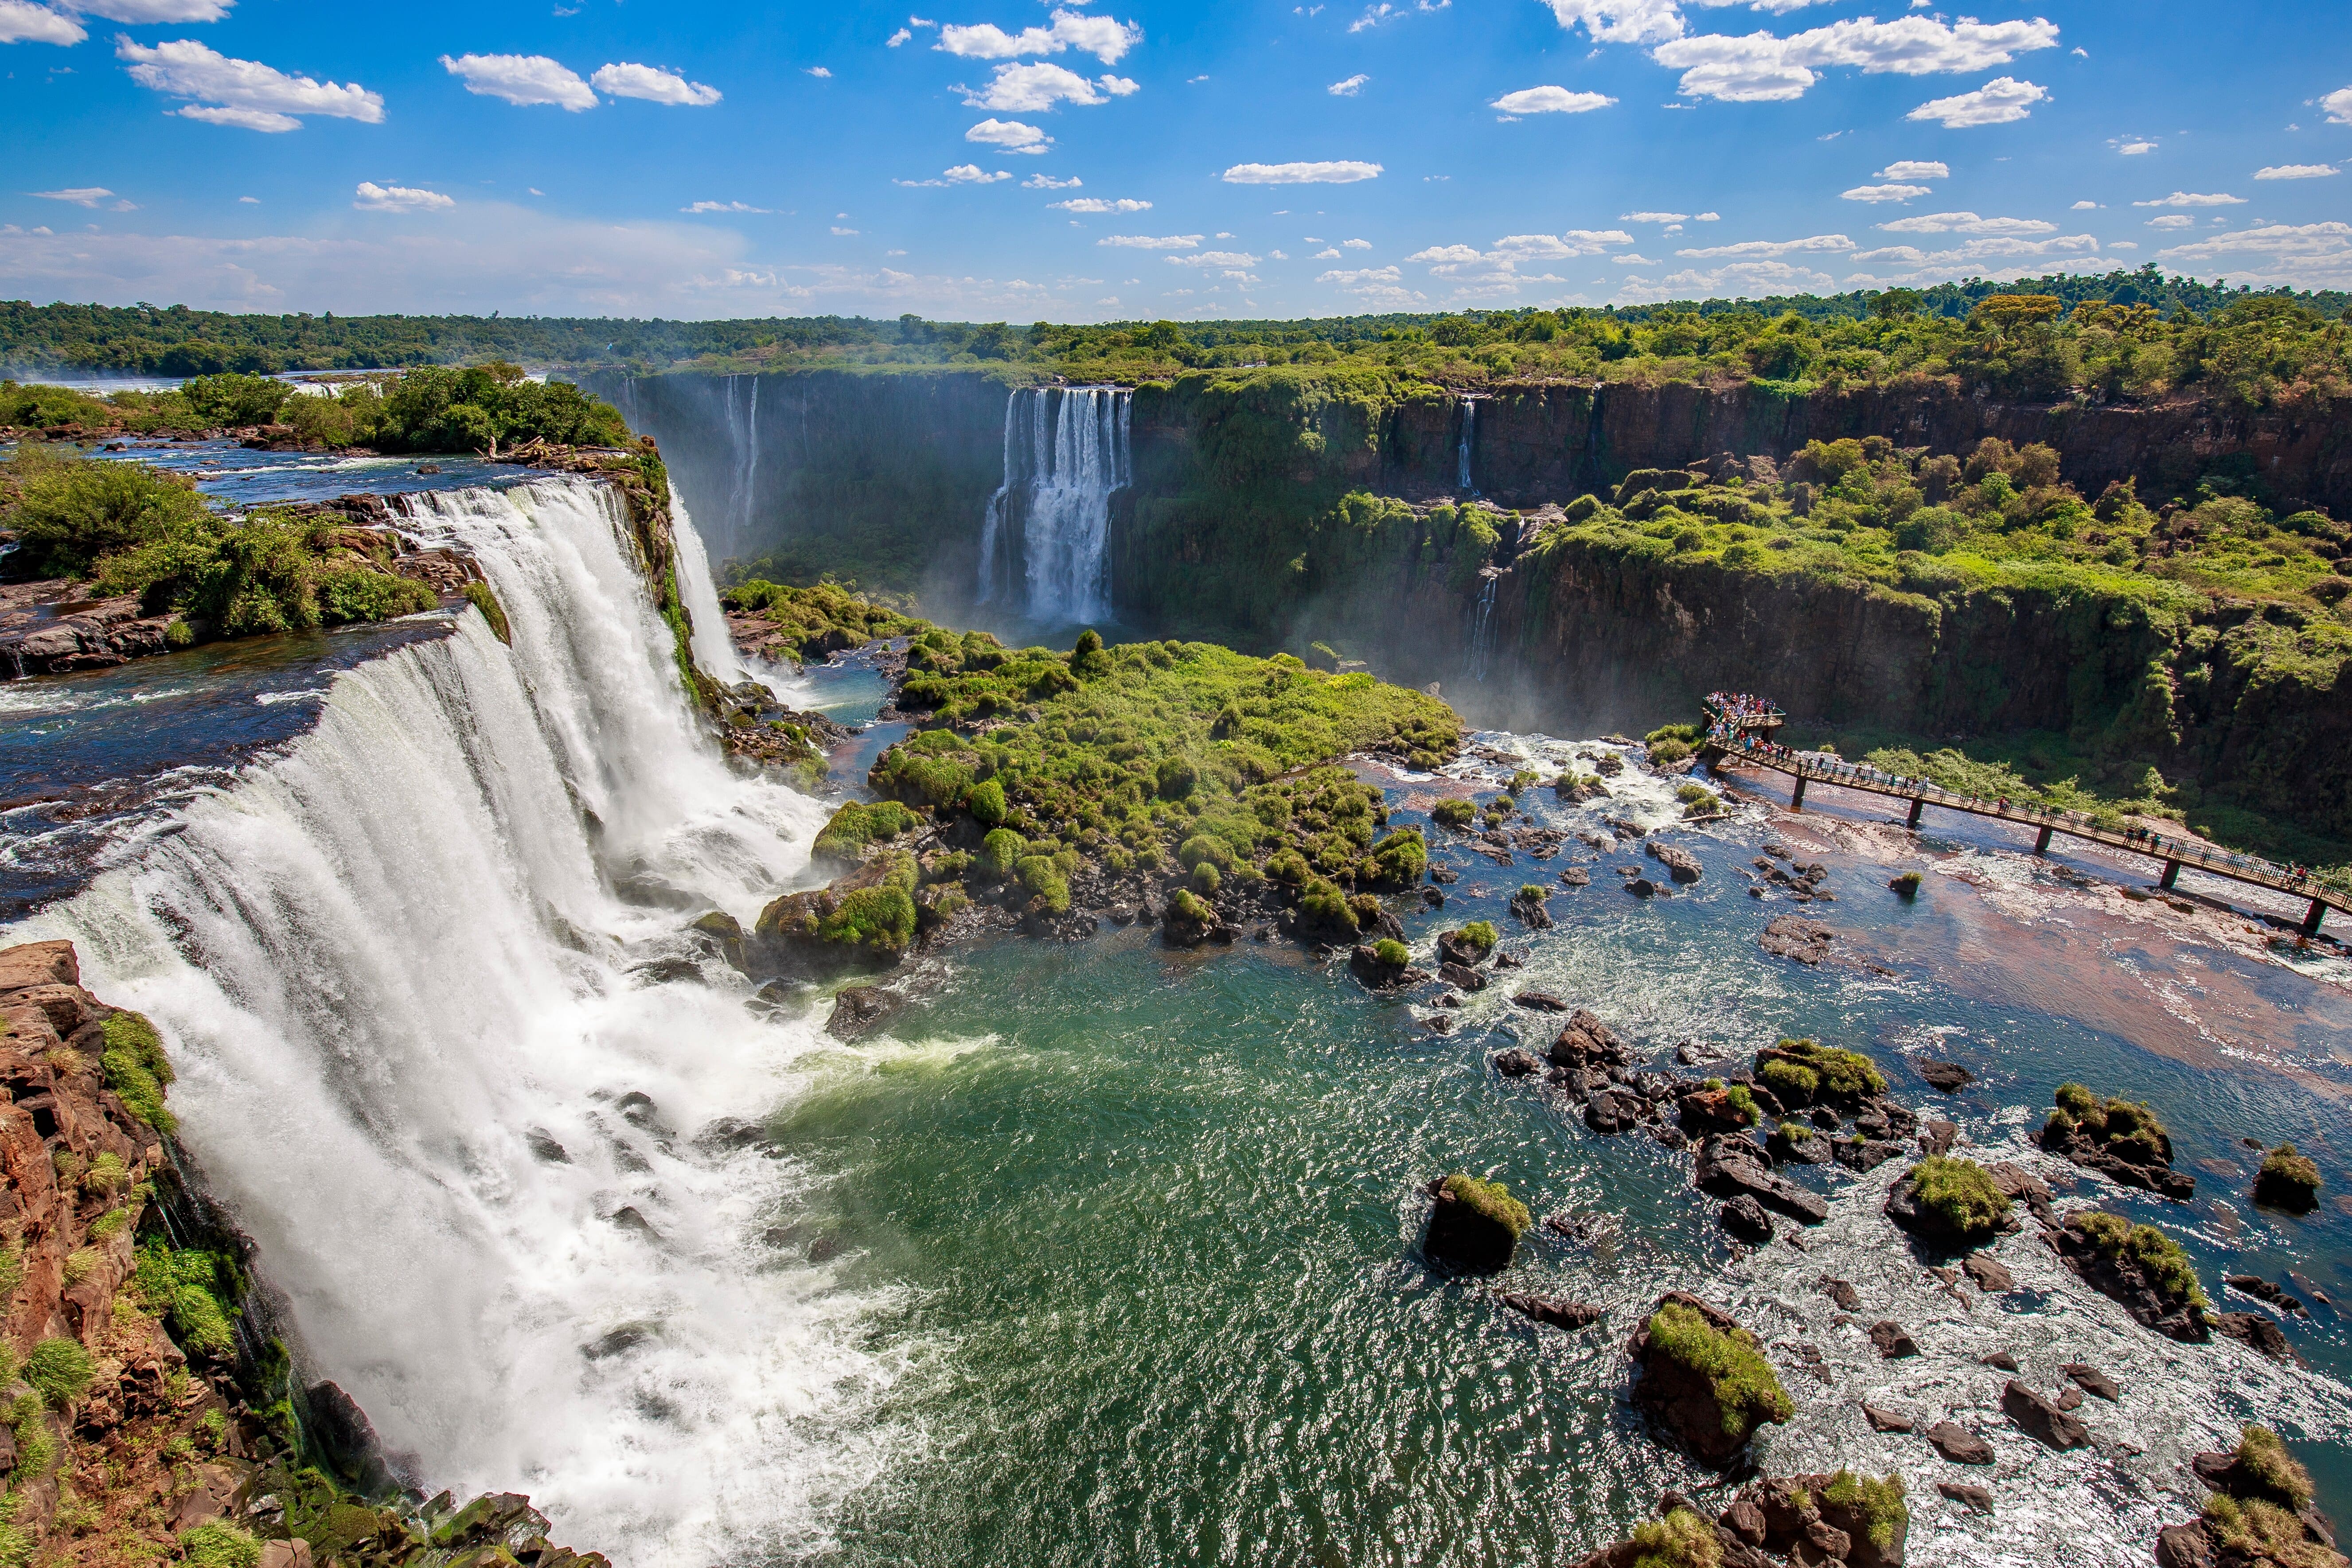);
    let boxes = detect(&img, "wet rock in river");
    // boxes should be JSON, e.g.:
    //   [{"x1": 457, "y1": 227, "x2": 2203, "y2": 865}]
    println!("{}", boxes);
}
[
  {"x1": 1962, "y1": 1255, "x2": 2016, "y2": 1294},
  {"x1": 1937, "y1": 1482, "x2": 1995, "y2": 1515},
  {"x1": 2001, "y1": 1380, "x2": 2090, "y2": 1450},
  {"x1": 1646, "y1": 842, "x2": 1704, "y2": 883},
  {"x1": 1491, "y1": 1048, "x2": 1543, "y2": 1077},
  {"x1": 1629, "y1": 1292, "x2": 1792, "y2": 1467},
  {"x1": 2063, "y1": 1362, "x2": 2120, "y2": 1401},
  {"x1": 1926, "y1": 1422, "x2": 1995, "y2": 1465},
  {"x1": 1917, "y1": 1060, "x2": 1974, "y2": 1092},
  {"x1": 1720, "y1": 1194, "x2": 1775, "y2": 1243},
  {"x1": 1500, "y1": 1293, "x2": 1602, "y2": 1331},
  {"x1": 1862, "y1": 1403, "x2": 1913, "y2": 1433},
  {"x1": 1759, "y1": 914, "x2": 1836, "y2": 965},
  {"x1": 1868, "y1": 1321, "x2": 1919, "y2": 1359},
  {"x1": 2214, "y1": 1311, "x2": 2303, "y2": 1365}
]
